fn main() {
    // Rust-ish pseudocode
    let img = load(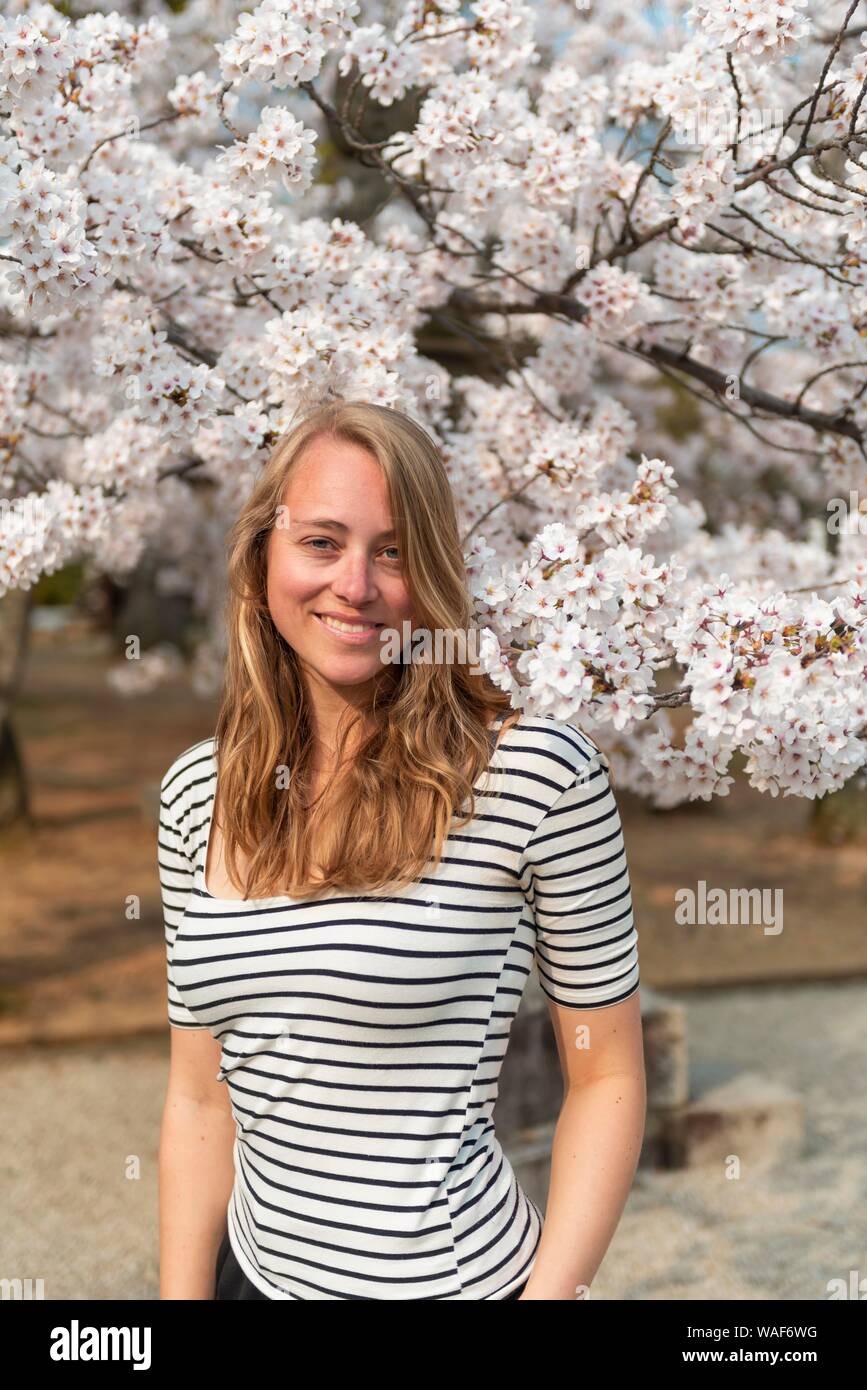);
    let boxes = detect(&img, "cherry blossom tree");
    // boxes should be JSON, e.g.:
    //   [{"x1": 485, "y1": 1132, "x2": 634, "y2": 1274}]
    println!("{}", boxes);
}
[{"x1": 1, "y1": 0, "x2": 866, "y2": 805}]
